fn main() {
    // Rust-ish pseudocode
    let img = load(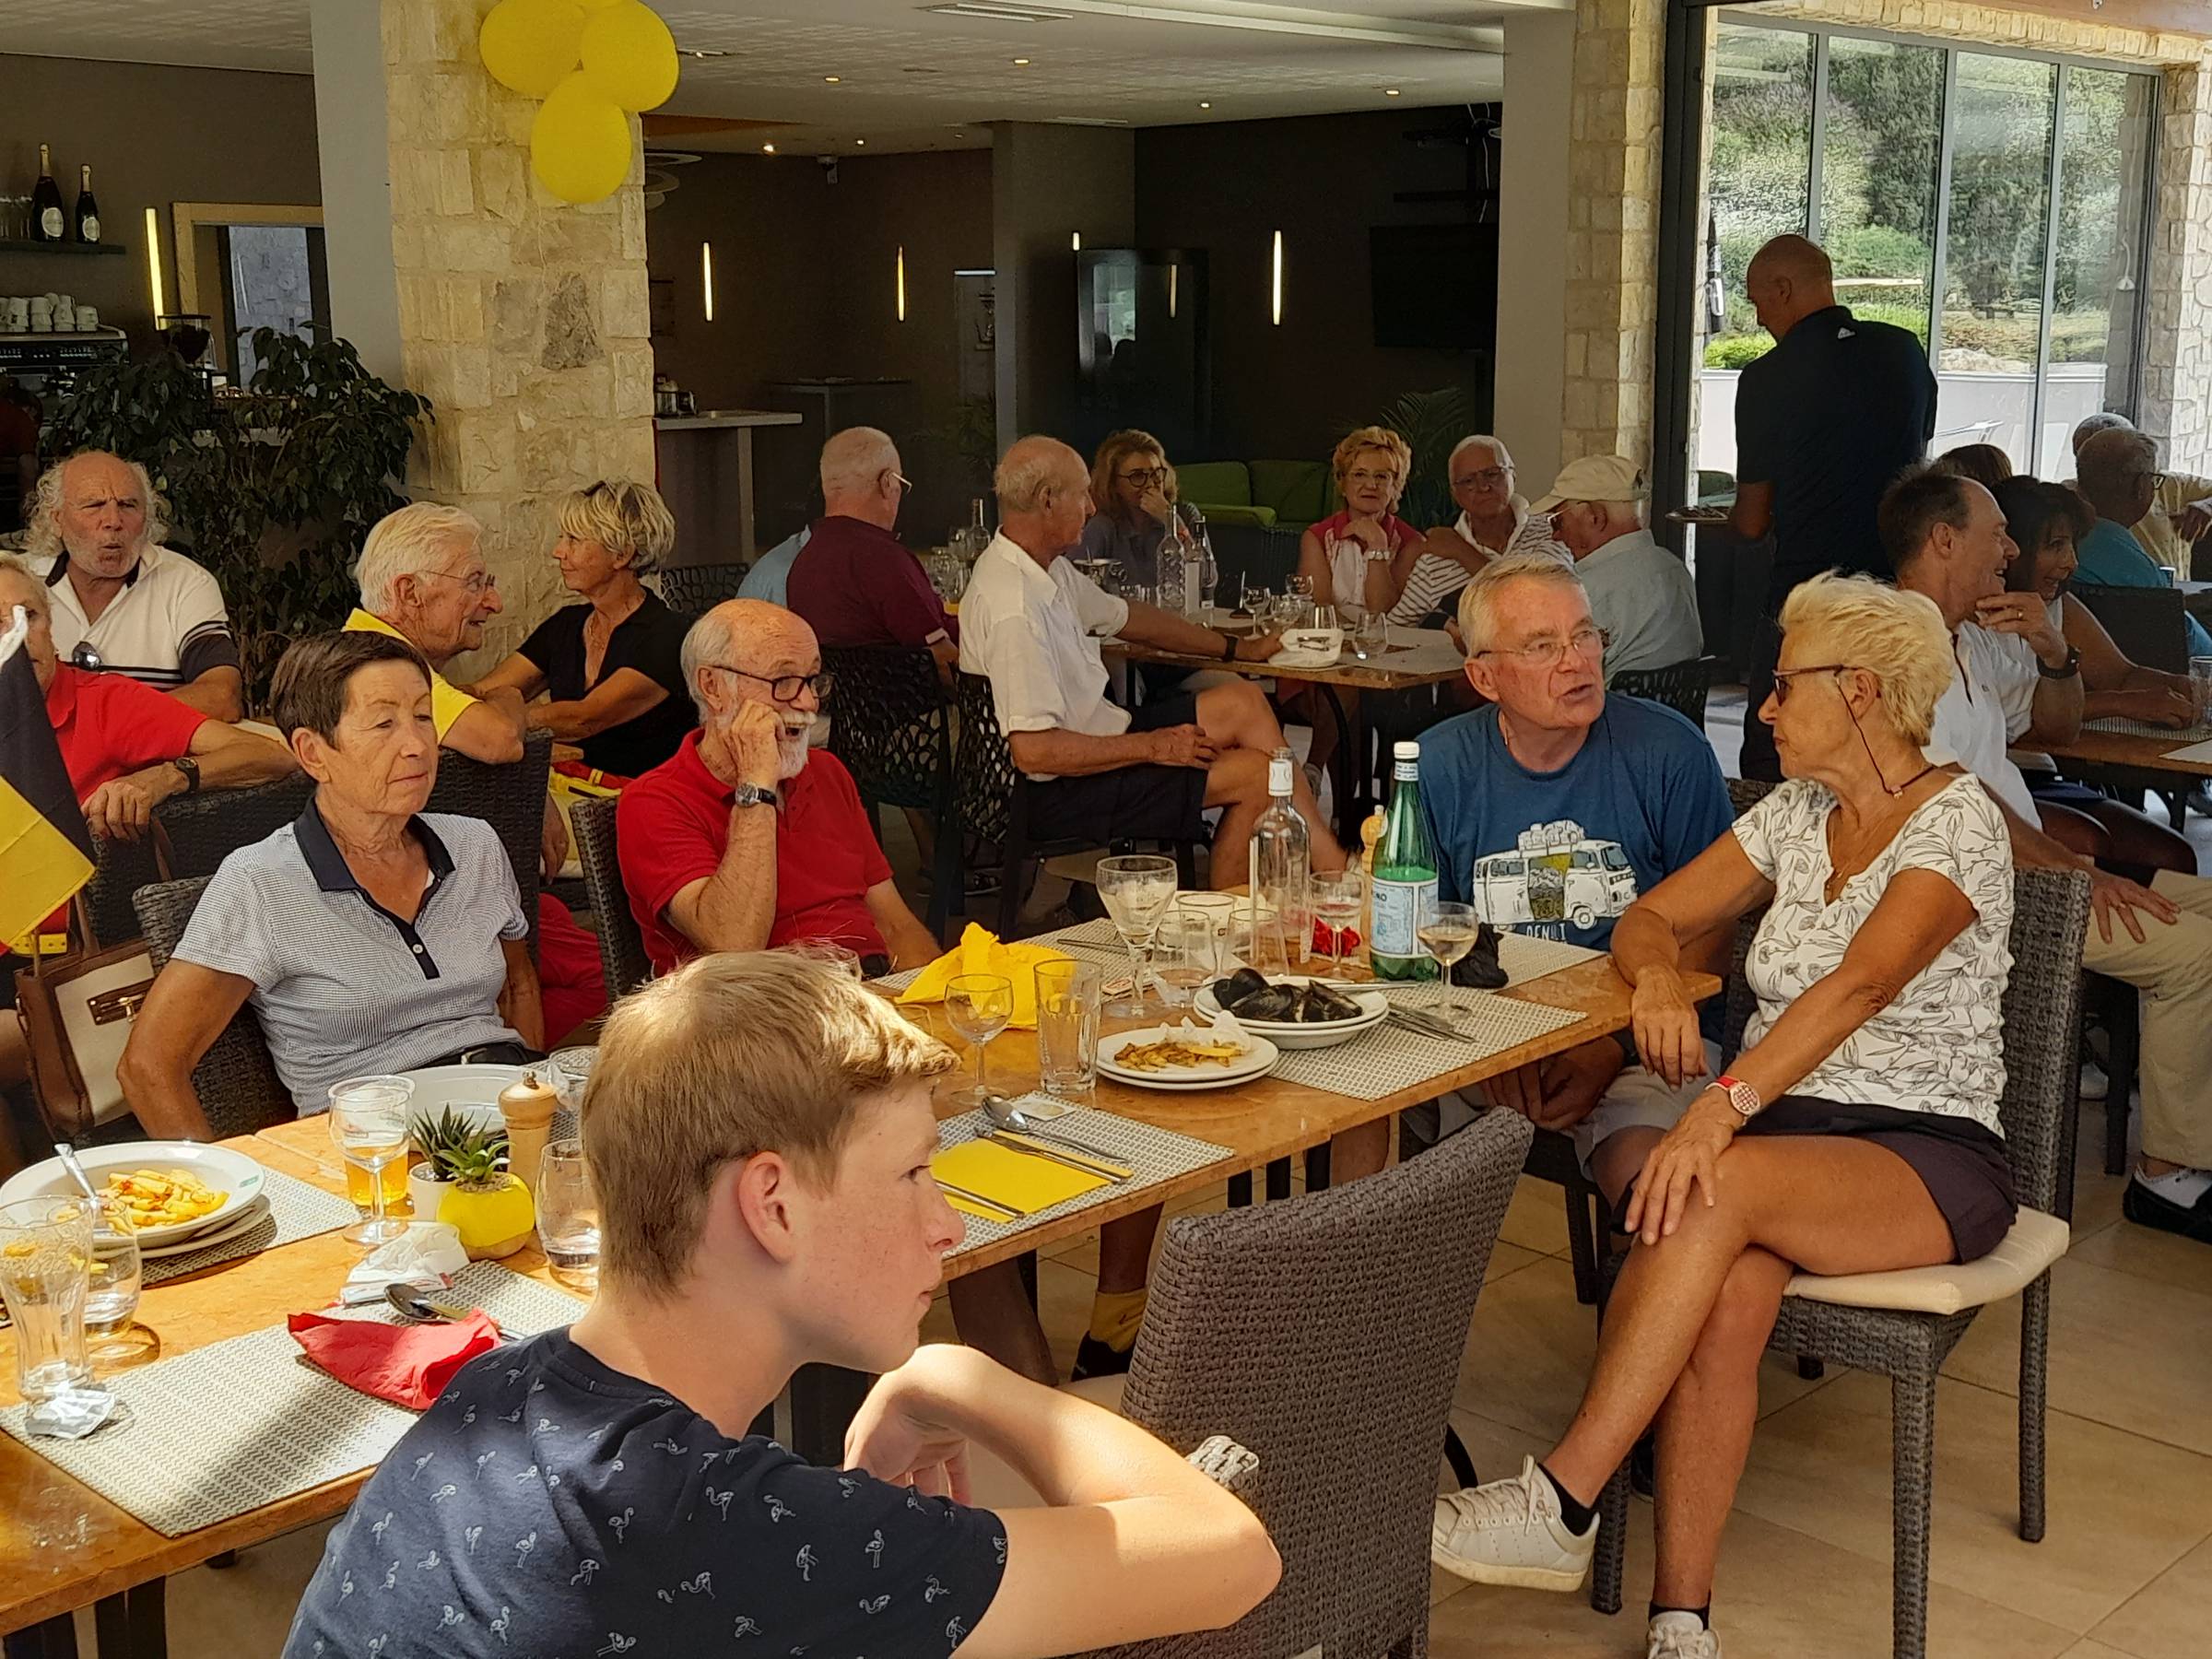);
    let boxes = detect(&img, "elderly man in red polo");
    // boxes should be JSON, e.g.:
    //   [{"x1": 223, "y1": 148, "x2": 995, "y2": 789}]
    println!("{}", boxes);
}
[{"x1": 616, "y1": 598, "x2": 939, "y2": 974}]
